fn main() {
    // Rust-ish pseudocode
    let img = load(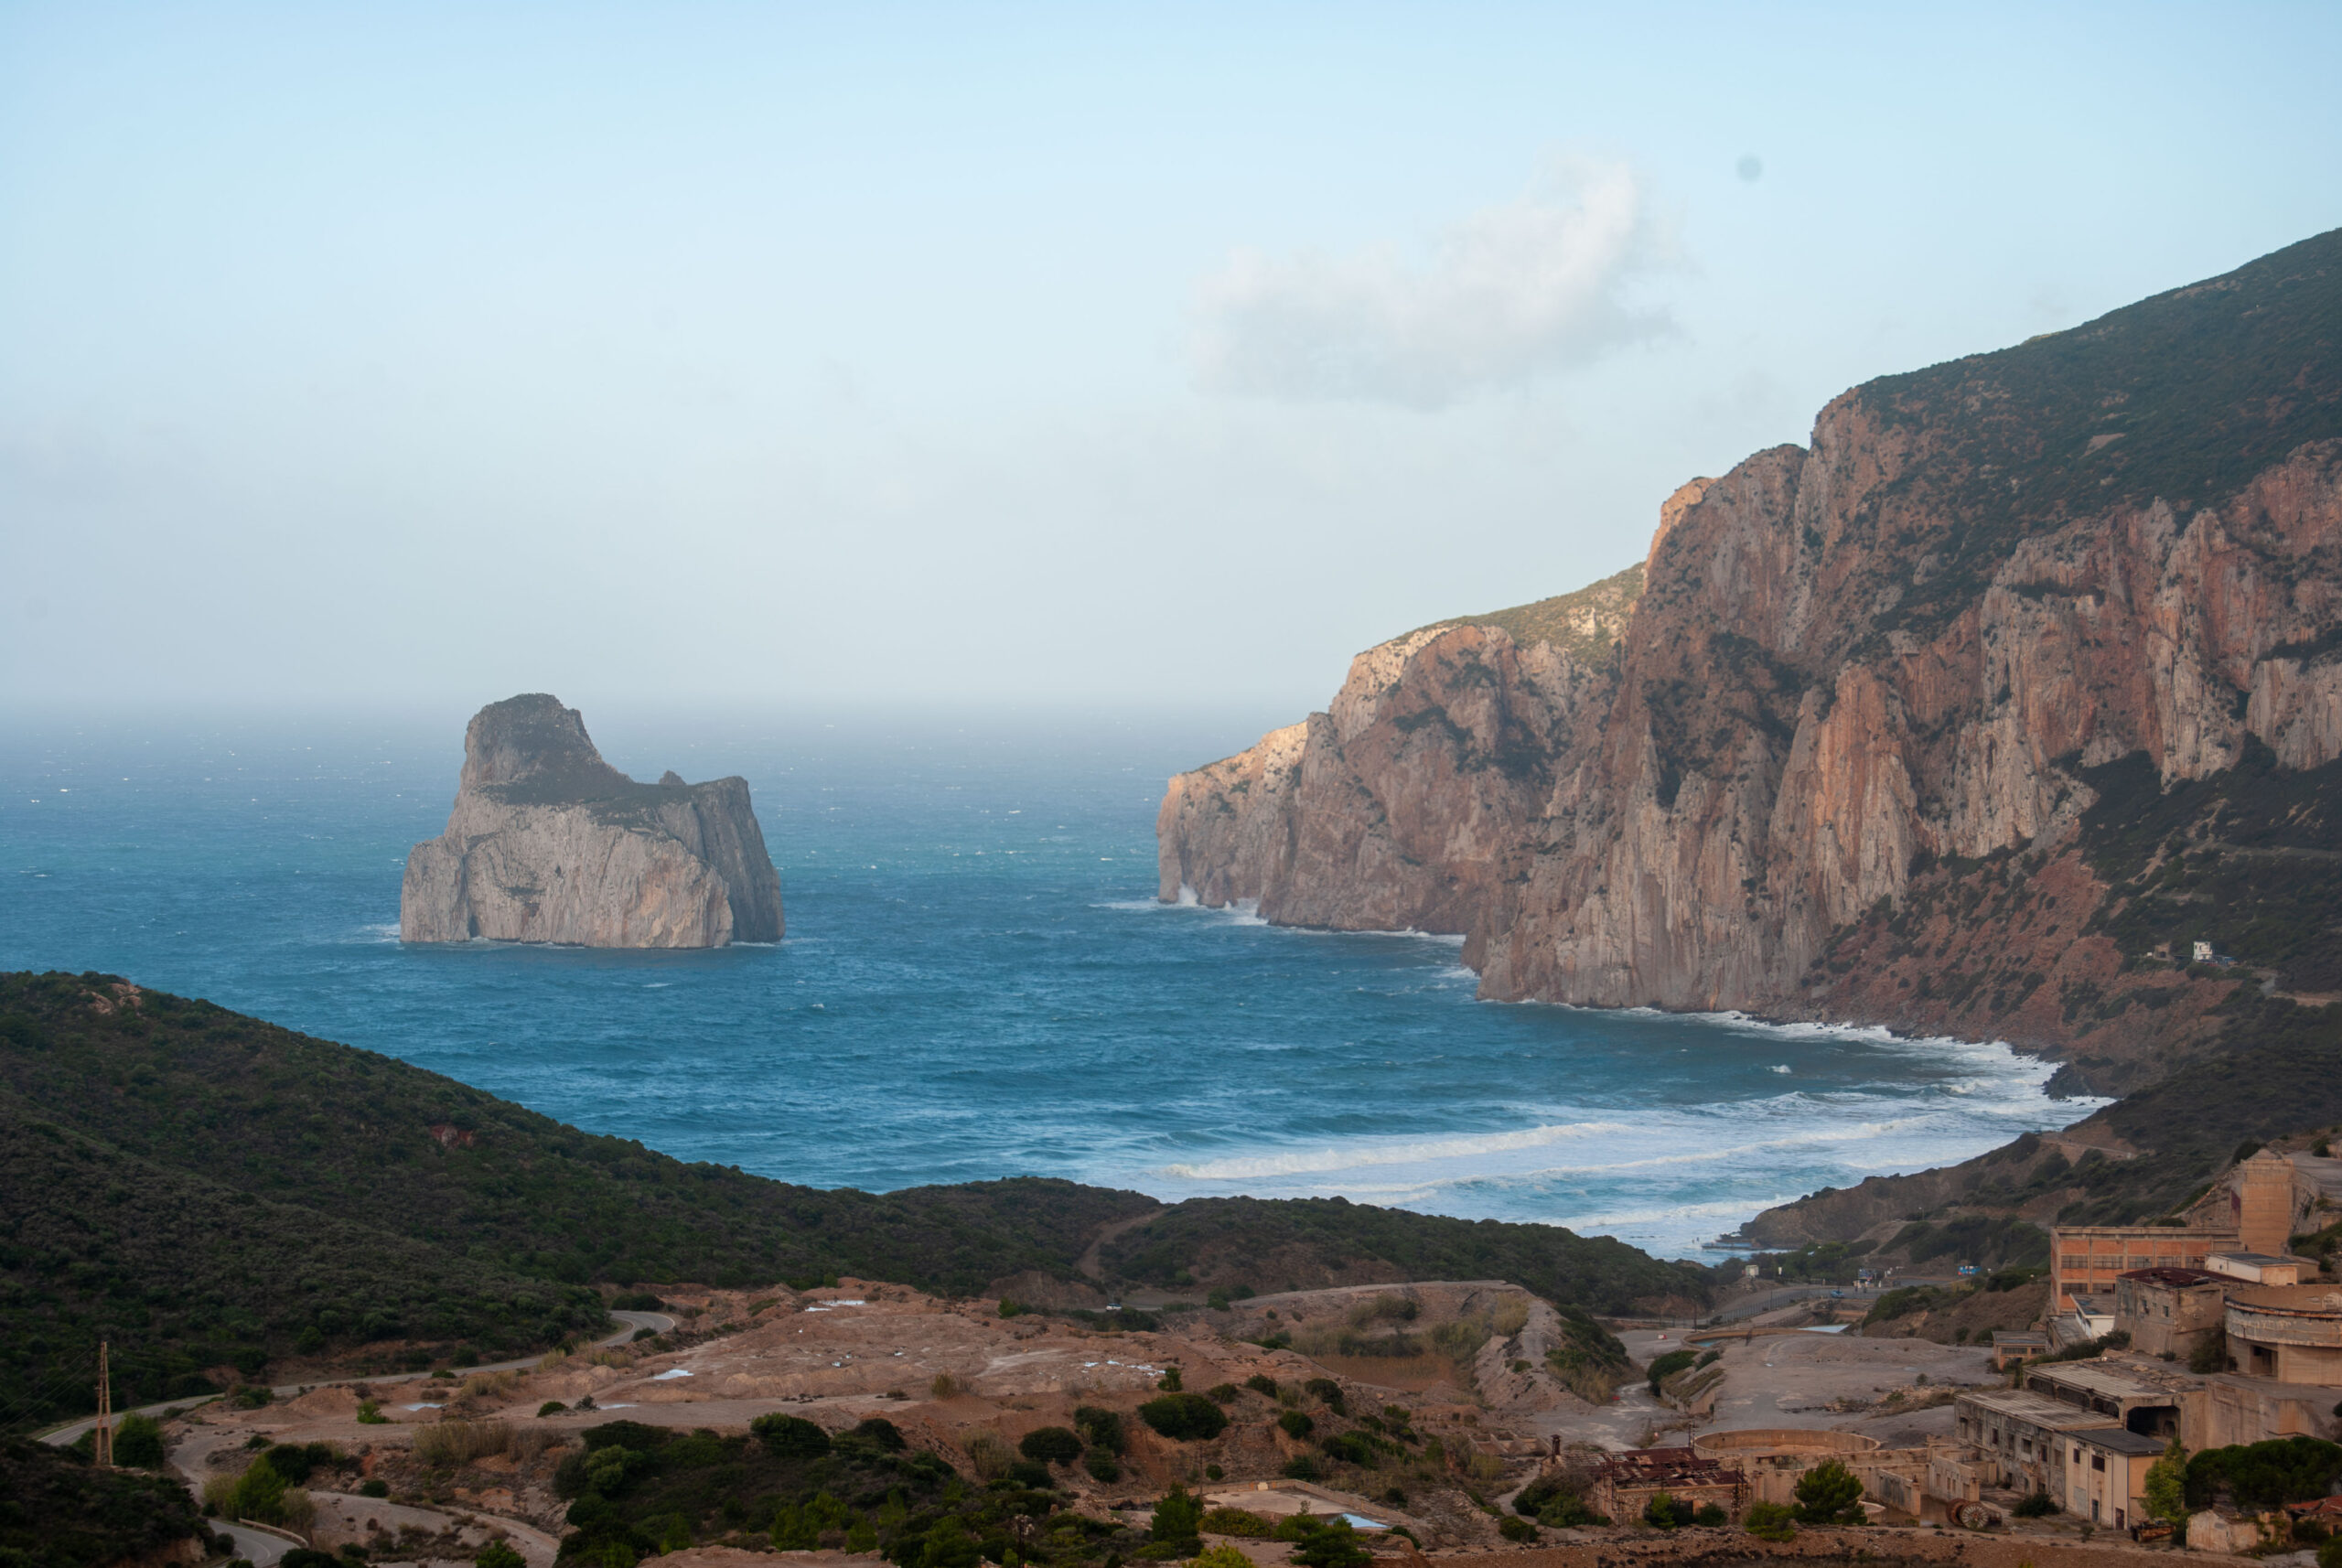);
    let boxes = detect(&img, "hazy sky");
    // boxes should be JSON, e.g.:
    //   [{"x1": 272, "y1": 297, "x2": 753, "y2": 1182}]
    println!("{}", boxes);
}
[{"x1": 5, "y1": 3, "x2": 2339, "y2": 716}]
